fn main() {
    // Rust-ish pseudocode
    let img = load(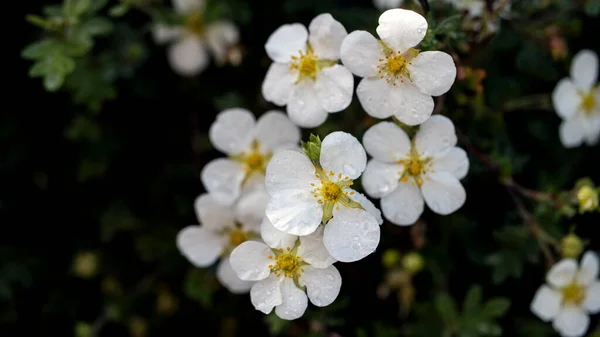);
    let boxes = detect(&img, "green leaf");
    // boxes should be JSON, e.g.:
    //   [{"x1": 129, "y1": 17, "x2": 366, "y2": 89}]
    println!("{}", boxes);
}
[
  {"x1": 109, "y1": 4, "x2": 130, "y2": 17},
  {"x1": 463, "y1": 285, "x2": 482, "y2": 314},
  {"x1": 81, "y1": 17, "x2": 113, "y2": 36},
  {"x1": 88, "y1": 0, "x2": 109, "y2": 13},
  {"x1": 44, "y1": 72, "x2": 66, "y2": 91},
  {"x1": 25, "y1": 15, "x2": 54, "y2": 30},
  {"x1": 435, "y1": 293, "x2": 459, "y2": 326},
  {"x1": 482, "y1": 298, "x2": 510, "y2": 318},
  {"x1": 63, "y1": 0, "x2": 92, "y2": 18},
  {"x1": 21, "y1": 40, "x2": 60, "y2": 60},
  {"x1": 64, "y1": 26, "x2": 94, "y2": 55},
  {"x1": 28, "y1": 49, "x2": 76, "y2": 91}
]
